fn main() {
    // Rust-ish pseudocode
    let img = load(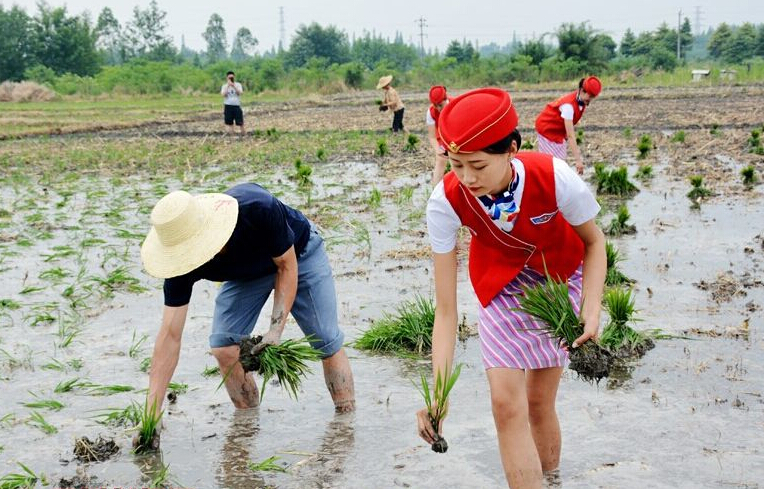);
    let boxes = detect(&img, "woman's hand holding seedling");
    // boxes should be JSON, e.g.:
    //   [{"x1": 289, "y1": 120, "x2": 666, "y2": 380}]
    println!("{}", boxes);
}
[{"x1": 415, "y1": 401, "x2": 446, "y2": 445}]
